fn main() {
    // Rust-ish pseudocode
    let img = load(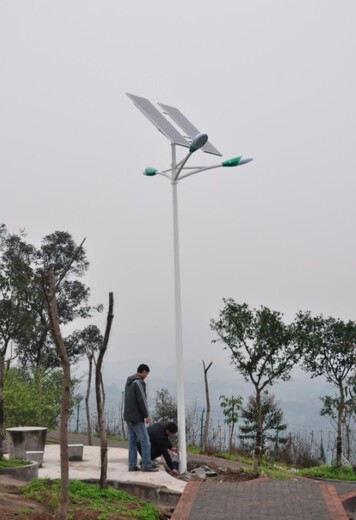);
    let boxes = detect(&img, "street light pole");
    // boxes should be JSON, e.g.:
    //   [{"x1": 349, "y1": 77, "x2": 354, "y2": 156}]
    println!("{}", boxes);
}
[
  {"x1": 144, "y1": 140, "x2": 252, "y2": 474},
  {"x1": 171, "y1": 147, "x2": 187, "y2": 473}
]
